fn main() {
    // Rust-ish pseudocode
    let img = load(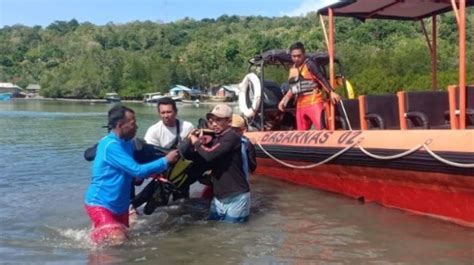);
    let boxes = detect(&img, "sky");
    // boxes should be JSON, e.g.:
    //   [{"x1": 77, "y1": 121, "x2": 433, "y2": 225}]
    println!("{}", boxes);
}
[{"x1": 0, "y1": 0, "x2": 334, "y2": 27}]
